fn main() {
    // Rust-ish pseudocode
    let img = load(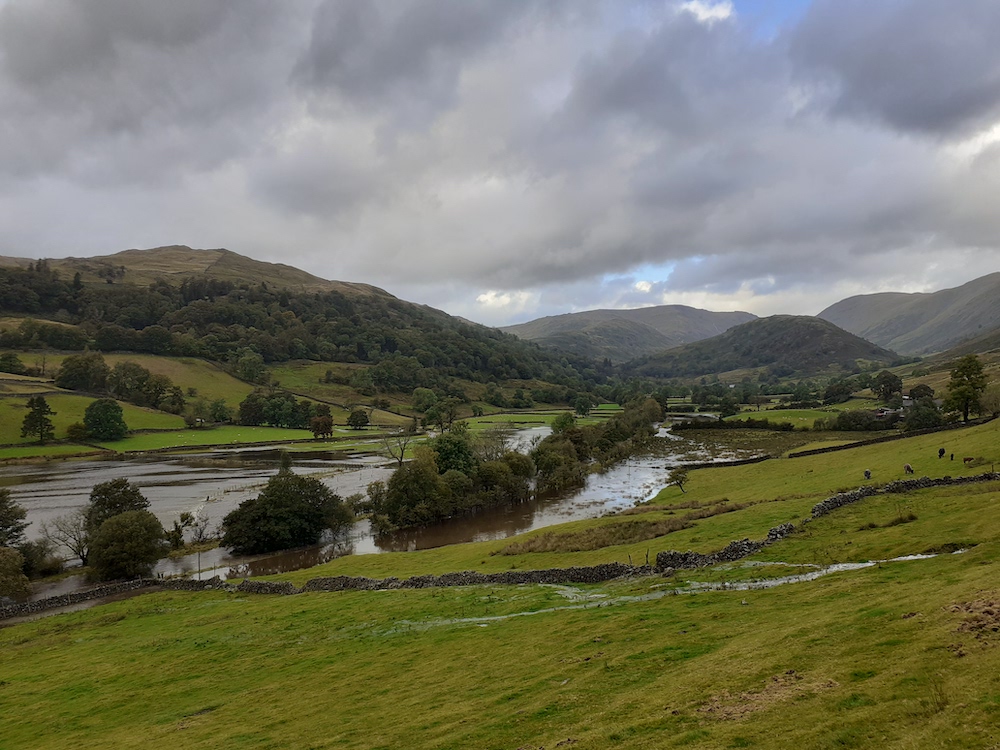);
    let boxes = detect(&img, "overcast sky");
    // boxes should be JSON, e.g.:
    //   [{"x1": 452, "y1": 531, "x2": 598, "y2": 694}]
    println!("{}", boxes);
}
[{"x1": 1, "y1": 0, "x2": 999, "y2": 326}]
